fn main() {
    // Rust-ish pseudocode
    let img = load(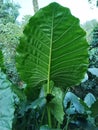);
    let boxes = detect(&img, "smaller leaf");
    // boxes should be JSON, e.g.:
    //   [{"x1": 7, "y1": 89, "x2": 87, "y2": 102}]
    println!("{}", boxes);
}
[
  {"x1": 84, "y1": 93, "x2": 96, "y2": 108},
  {"x1": 64, "y1": 92, "x2": 84, "y2": 114},
  {"x1": 88, "y1": 68, "x2": 98, "y2": 77},
  {"x1": 49, "y1": 87, "x2": 64, "y2": 124}
]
